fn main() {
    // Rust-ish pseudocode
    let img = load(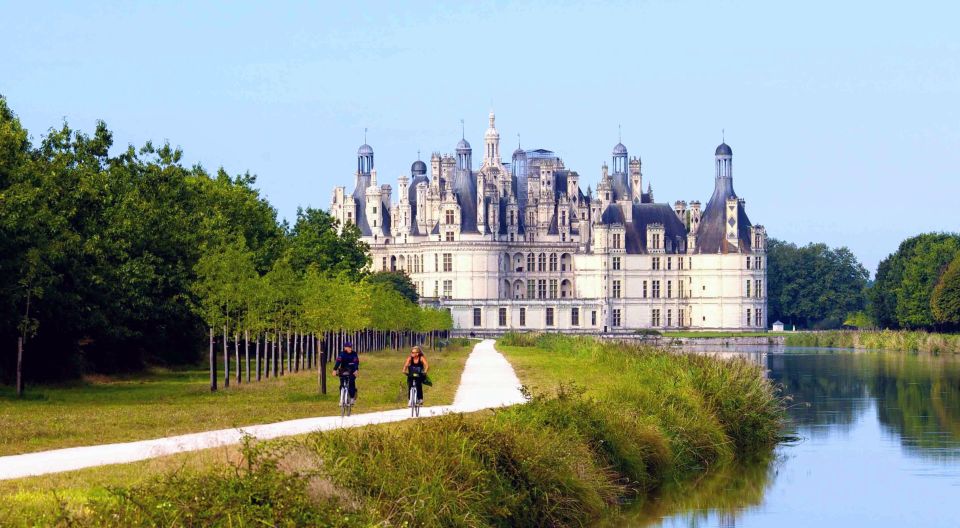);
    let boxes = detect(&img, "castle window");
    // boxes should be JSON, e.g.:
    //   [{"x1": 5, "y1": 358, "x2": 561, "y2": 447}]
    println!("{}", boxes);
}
[
  {"x1": 443, "y1": 253, "x2": 453, "y2": 272},
  {"x1": 561, "y1": 210, "x2": 567, "y2": 226},
  {"x1": 381, "y1": 257, "x2": 387, "y2": 270},
  {"x1": 537, "y1": 280, "x2": 547, "y2": 299},
  {"x1": 643, "y1": 280, "x2": 648, "y2": 298},
  {"x1": 756, "y1": 308, "x2": 763, "y2": 326},
  {"x1": 373, "y1": 207, "x2": 377, "y2": 214},
  {"x1": 527, "y1": 253, "x2": 535, "y2": 272},
  {"x1": 613, "y1": 233, "x2": 622, "y2": 249},
  {"x1": 612, "y1": 280, "x2": 621, "y2": 299},
  {"x1": 679, "y1": 258, "x2": 684, "y2": 270},
  {"x1": 443, "y1": 280, "x2": 452, "y2": 298},
  {"x1": 612, "y1": 309, "x2": 622, "y2": 327},
  {"x1": 445, "y1": 231, "x2": 454, "y2": 242},
  {"x1": 527, "y1": 280, "x2": 535, "y2": 299},
  {"x1": 434, "y1": 254, "x2": 439, "y2": 272},
  {"x1": 746, "y1": 308, "x2": 752, "y2": 327},
  {"x1": 652, "y1": 280, "x2": 661, "y2": 299},
  {"x1": 667, "y1": 309, "x2": 673, "y2": 327},
  {"x1": 653, "y1": 233, "x2": 660, "y2": 249},
  {"x1": 549, "y1": 254, "x2": 558, "y2": 272},
  {"x1": 520, "y1": 308, "x2": 526, "y2": 326},
  {"x1": 747, "y1": 257, "x2": 752, "y2": 270},
  {"x1": 651, "y1": 309, "x2": 661, "y2": 327},
  {"x1": 652, "y1": 257, "x2": 660, "y2": 271},
  {"x1": 538, "y1": 253, "x2": 546, "y2": 272},
  {"x1": 549, "y1": 279, "x2": 558, "y2": 299},
  {"x1": 571, "y1": 307, "x2": 580, "y2": 326},
  {"x1": 546, "y1": 308, "x2": 555, "y2": 327},
  {"x1": 746, "y1": 280, "x2": 751, "y2": 298},
  {"x1": 445, "y1": 209, "x2": 455, "y2": 224},
  {"x1": 667, "y1": 257, "x2": 672, "y2": 270},
  {"x1": 474, "y1": 308, "x2": 482, "y2": 327},
  {"x1": 434, "y1": 281, "x2": 438, "y2": 297},
  {"x1": 756, "y1": 280, "x2": 762, "y2": 298},
  {"x1": 756, "y1": 256, "x2": 763, "y2": 269},
  {"x1": 612, "y1": 257, "x2": 621, "y2": 270},
  {"x1": 679, "y1": 308, "x2": 685, "y2": 326},
  {"x1": 498, "y1": 308, "x2": 507, "y2": 327},
  {"x1": 591, "y1": 310, "x2": 597, "y2": 325},
  {"x1": 509, "y1": 210, "x2": 515, "y2": 225},
  {"x1": 667, "y1": 280, "x2": 672, "y2": 299}
]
